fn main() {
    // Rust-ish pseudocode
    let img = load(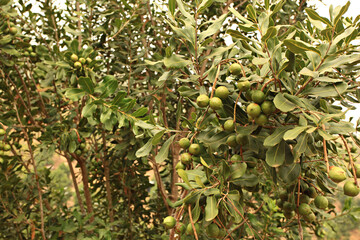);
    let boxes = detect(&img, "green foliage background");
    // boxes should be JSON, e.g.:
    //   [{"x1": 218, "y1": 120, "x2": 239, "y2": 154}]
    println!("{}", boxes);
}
[{"x1": 1, "y1": 0, "x2": 360, "y2": 239}]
